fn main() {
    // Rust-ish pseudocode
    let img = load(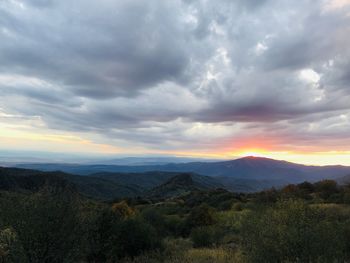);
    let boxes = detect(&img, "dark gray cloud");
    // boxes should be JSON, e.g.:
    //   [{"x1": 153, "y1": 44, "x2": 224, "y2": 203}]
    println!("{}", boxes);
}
[
  {"x1": 0, "y1": 0, "x2": 195, "y2": 98},
  {"x1": 0, "y1": 0, "x2": 350, "y2": 152}
]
